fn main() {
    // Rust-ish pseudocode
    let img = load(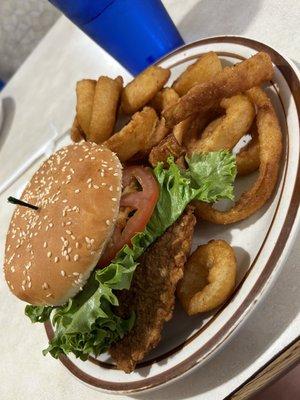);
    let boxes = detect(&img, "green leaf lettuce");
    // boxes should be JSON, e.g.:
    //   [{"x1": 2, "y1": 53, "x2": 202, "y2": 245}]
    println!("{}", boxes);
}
[{"x1": 25, "y1": 151, "x2": 236, "y2": 360}]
